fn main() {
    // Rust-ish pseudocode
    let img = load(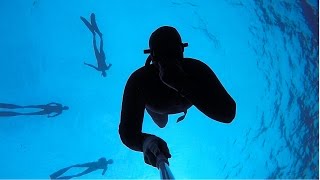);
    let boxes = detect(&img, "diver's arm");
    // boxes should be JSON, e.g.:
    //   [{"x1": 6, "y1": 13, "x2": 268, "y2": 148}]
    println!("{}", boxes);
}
[
  {"x1": 84, "y1": 62, "x2": 99, "y2": 71},
  {"x1": 48, "y1": 112, "x2": 61, "y2": 118},
  {"x1": 73, "y1": 162, "x2": 94, "y2": 167},
  {"x1": 99, "y1": 35, "x2": 104, "y2": 53},
  {"x1": 180, "y1": 59, "x2": 236, "y2": 123},
  {"x1": 119, "y1": 70, "x2": 153, "y2": 152},
  {"x1": 102, "y1": 167, "x2": 107, "y2": 175}
]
